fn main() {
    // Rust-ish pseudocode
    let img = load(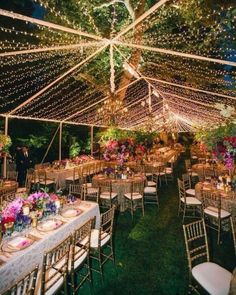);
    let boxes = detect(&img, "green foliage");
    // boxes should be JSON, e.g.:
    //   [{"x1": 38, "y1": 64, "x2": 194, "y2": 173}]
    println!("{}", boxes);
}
[
  {"x1": 96, "y1": 126, "x2": 158, "y2": 147},
  {"x1": 134, "y1": 129, "x2": 158, "y2": 145},
  {"x1": 195, "y1": 122, "x2": 236, "y2": 150},
  {"x1": 16, "y1": 135, "x2": 47, "y2": 149},
  {"x1": 69, "y1": 141, "x2": 81, "y2": 158}
]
